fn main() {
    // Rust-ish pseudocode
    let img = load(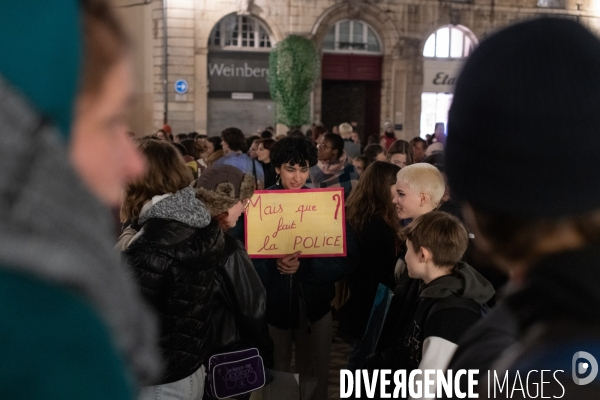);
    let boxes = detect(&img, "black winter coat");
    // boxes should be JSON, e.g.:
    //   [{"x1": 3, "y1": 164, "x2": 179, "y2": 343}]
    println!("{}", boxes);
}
[
  {"x1": 369, "y1": 263, "x2": 495, "y2": 372},
  {"x1": 125, "y1": 218, "x2": 221, "y2": 384},
  {"x1": 253, "y1": 184, "x2": 359, "y2": 330},
  {"x1": 338, "y1": 216, "x2": 398, "y2": 339},
  {"x1": 126, "y1": 215, "x2": 273, "y2": 384}
]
